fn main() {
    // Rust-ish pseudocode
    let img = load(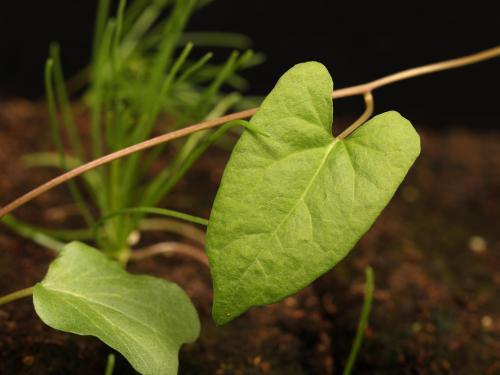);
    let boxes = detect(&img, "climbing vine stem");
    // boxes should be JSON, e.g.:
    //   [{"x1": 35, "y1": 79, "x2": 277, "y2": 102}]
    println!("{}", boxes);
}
[
  {"x1": 0, "y1": 46, "x2": 498, "y2": 218},
  {"x1": 338, "y1": 92, "x2": 374, "y2": 140}
]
